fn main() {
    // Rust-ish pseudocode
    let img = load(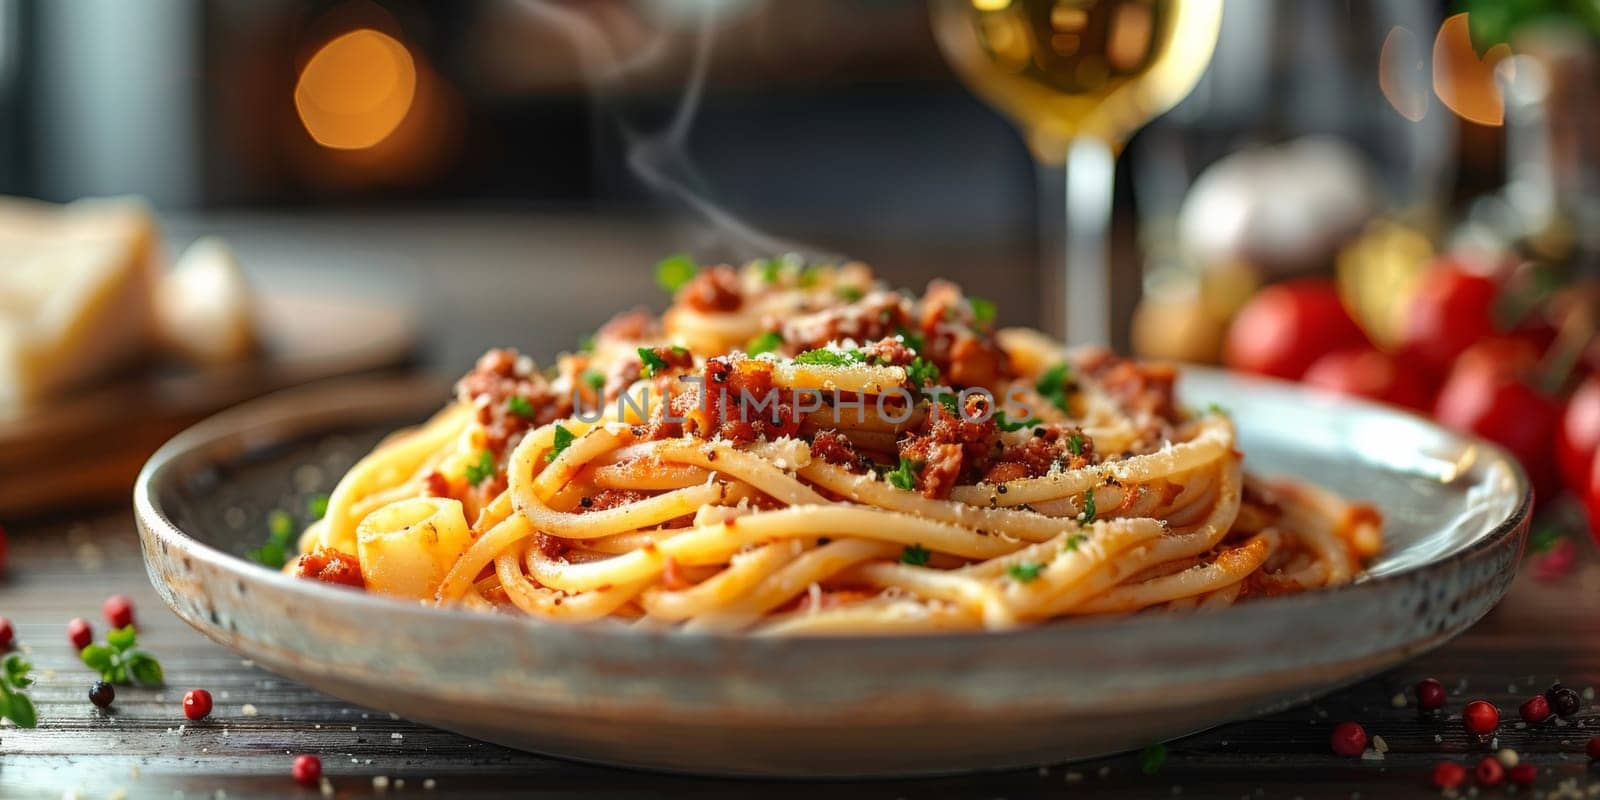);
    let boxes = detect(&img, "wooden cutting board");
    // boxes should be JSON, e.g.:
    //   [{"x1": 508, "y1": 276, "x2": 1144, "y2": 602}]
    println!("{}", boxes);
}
[{"x1": 0, "y1": 287, "x2": 416, "y2": 517}]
